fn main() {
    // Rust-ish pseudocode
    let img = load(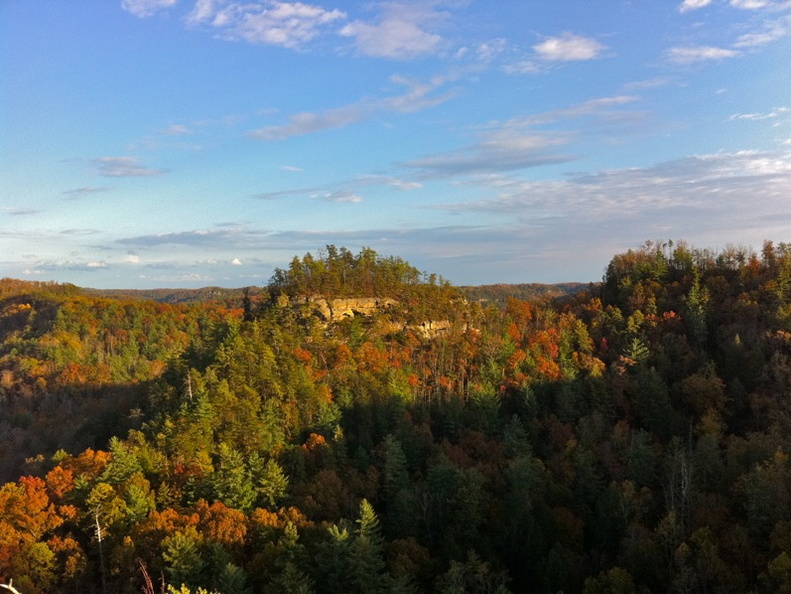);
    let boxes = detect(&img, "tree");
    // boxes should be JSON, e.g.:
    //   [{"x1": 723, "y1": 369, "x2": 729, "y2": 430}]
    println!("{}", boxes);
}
[
  {"x1": 256, "y1": 458, "x2": 289, "y2": 510},
  {"x1": 351, "y1": 499, "x2": 391, "y2": 593},
  {"x1": 162, "y1": 529, "x2": 204, "y2": 589}
]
